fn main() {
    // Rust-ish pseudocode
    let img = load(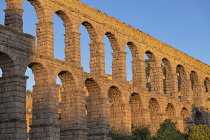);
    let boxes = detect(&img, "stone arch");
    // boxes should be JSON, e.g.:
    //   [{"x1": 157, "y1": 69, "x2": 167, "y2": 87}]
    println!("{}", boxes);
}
[
  {"x1": 190, "y1": 71, "x2": 199, "y2": 91},
  {"x1": 52, "y1": 10, "x2": 76, "y2": 62},
  {"x1": 27, "y1": 62, "x2": 61, "y2": 139},
  {"x1": 108, "y1": 86, "x2": 131, "y2": 134},
  {"x1": 104, "y1": 32, "x2": 126, "y2": 81},
  {"x1": 81, "y1": 21, "x2": 98, "y2": 42},
  {"x1": 52, "y1": 10, "x2": 72, "y2": 34},
  {"x1": 85, "y1": 78, "x2": 108, "y2": 139},
  {"x1": 176, "y1": 64, "x2": 188, "y2": 99},
  {"x1": 51, "y1": 10, "x2": 72, "y2": 60},
  {"x1": 79, "y1": 21, "x2": 102, "y2": 73},
  {"x1": 58, "y1": 71, "x2": 80, "y2": 139},
  {"x1": 126, "y1": 42, "x2": 140, "y2": 82},
  {"x1": 0, "y1": 51, "x2": 15, "y2": 77},
  {"x1": 194, "y1": 111, "x2": 204, "y2": 125},
  {"x1": 104, "y1": 32, "x2": 121, "y2": 75},
  {"x1": 165, "y1": 103, "x2": 176, "y2": 122},
  {"x1": 105, "y1": 32, "x2": 120, "y2": 52},
  {"x1": 149, "y1": 98, "x2": 162, "y2": 134},
  {"x1": 26, "y1": 0, "x2": 46, "y2": 22},
  {"x1": 181, "y1": 107, "x2": 192, "y2": 132},
  {"x1": 28, "y1": 62, "x2": 47, "y2": 85},
  {"x1": 162, "y1": 58, "x2": 173, "y2": 94},
  {"x1": 204, "y1": 77, "x2": 210, "y2": 92},
  {"x1": 144, "y1": 50, "x2": 157, "y2": 92},
  {"x1": 130, "y1": 93, "x2": 144, "y2": 130}
]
